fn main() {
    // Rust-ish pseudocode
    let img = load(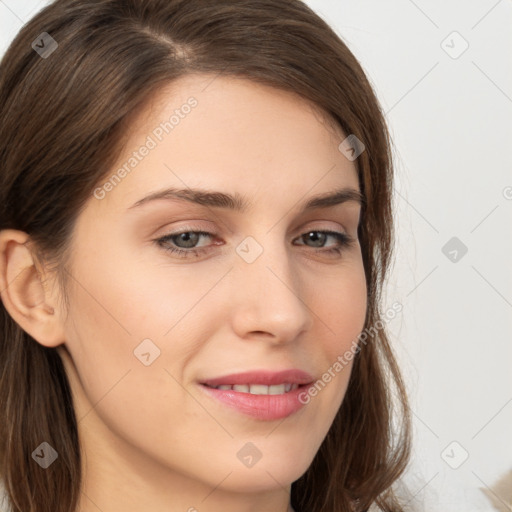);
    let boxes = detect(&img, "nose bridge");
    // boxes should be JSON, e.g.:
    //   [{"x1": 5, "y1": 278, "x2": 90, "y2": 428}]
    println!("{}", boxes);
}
[{"x1": 230, "y1": 232, "x2": 312, "y2": 339}]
